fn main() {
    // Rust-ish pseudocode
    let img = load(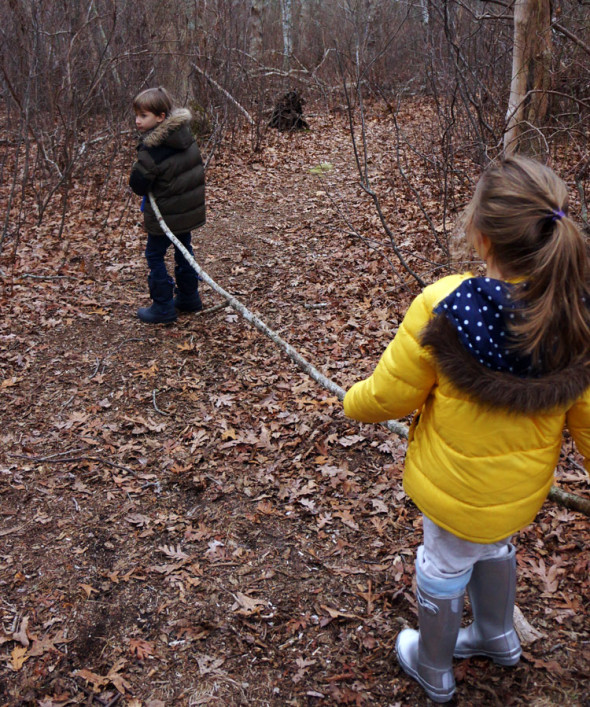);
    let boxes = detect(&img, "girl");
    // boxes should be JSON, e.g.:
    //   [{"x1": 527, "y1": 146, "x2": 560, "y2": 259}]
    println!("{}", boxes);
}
[
  {"x1": 129, "y1": 87, "x2": 205, "y2": 323},
  {"x1": 343, "y1": 156, "x2": 590, "y2": 703}
]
